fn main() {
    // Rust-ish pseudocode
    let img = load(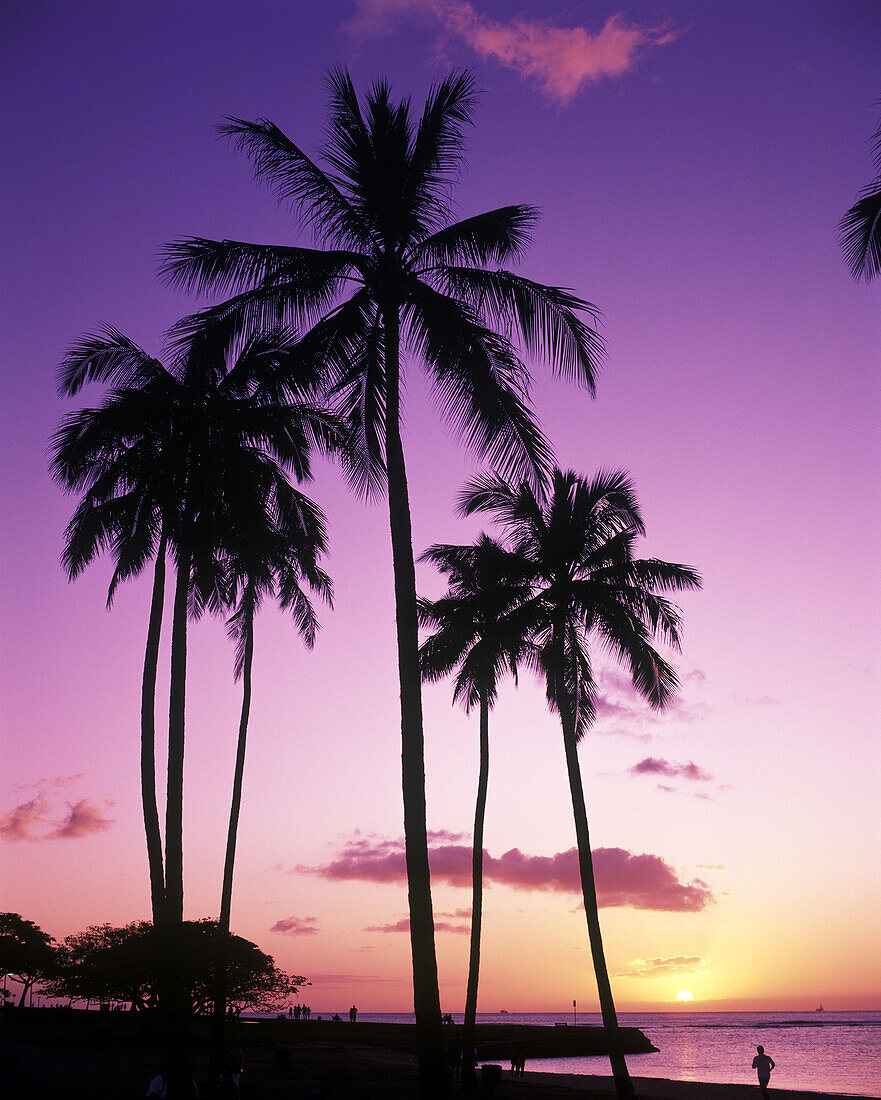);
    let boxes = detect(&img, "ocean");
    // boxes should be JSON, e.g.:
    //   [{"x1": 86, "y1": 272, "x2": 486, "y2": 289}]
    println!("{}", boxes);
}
[{"x1": 298, "y1": 1010, "x2": 881, "y2": 1097}]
